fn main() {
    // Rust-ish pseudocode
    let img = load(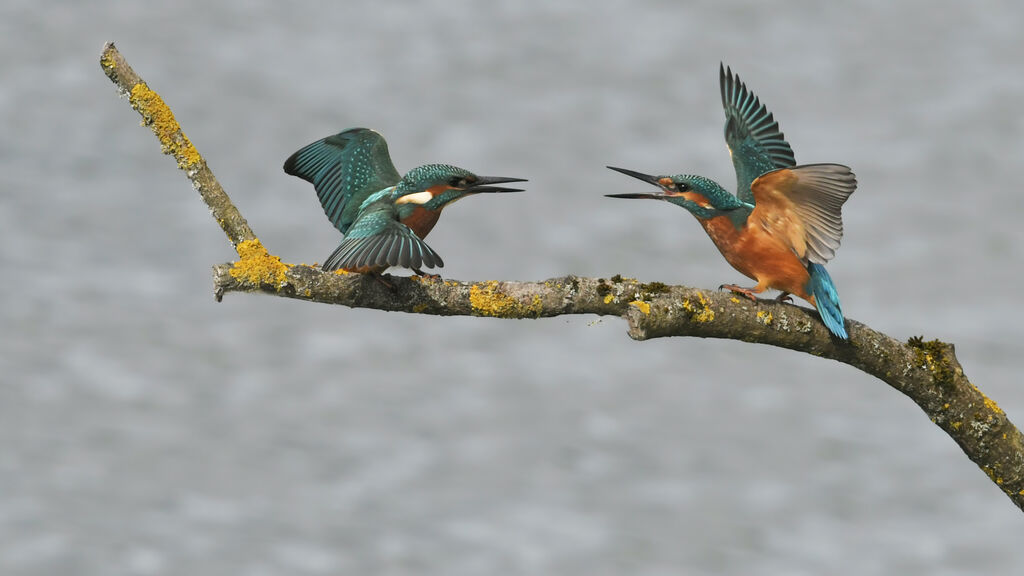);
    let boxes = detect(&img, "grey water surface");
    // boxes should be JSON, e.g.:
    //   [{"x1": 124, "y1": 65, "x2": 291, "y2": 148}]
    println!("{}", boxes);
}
[{"x1": 2, "y1": 1, "x2": 1023, "y2": 574}]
